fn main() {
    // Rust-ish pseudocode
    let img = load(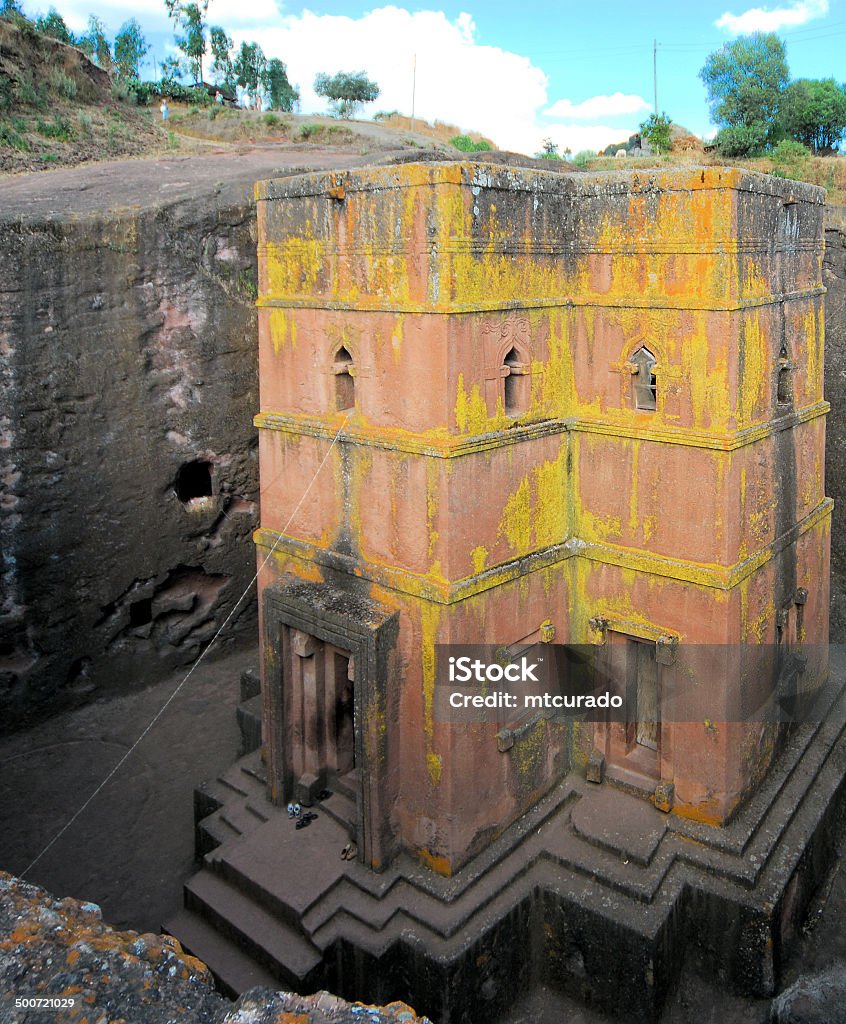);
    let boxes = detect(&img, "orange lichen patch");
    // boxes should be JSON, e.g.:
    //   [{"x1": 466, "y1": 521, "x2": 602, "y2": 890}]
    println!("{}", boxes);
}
[
  {"x1": 255, "y1": 160, "x2": 829, "y2": 867},
  {"x1": 672, "y1": 799, "x2": 724, "y2": 827},
  {"x1": 417, "y1": 847, "x2": 452, "y2": 877}
]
